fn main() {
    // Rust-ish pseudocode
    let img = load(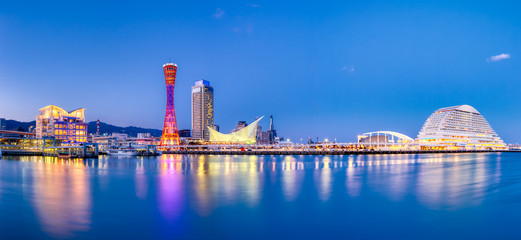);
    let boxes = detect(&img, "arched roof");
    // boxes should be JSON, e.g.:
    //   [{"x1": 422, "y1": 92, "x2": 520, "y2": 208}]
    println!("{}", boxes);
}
[
  {"x1": 38, "y1": 105, "x2": 85, "y2": 120},
  {"x1": 361, "y1": 131, "x2": 414, "y2": 142},
  {"x1": 435, "y1": 104, "x2": 480, "y2": 114}
]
